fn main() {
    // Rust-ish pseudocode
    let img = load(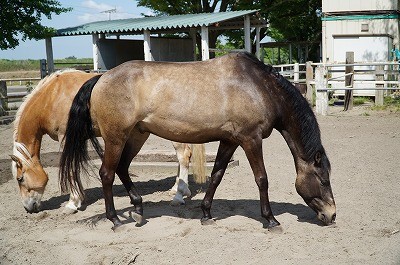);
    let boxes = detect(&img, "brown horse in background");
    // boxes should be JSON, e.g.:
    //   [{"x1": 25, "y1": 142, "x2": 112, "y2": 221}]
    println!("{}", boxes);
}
[
  {"x1": 11, "y1": 70, "x2": 205, "y2": 214},
  {"x1": 60, "y1": 52, "x2": 336, "y2": 230}
]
